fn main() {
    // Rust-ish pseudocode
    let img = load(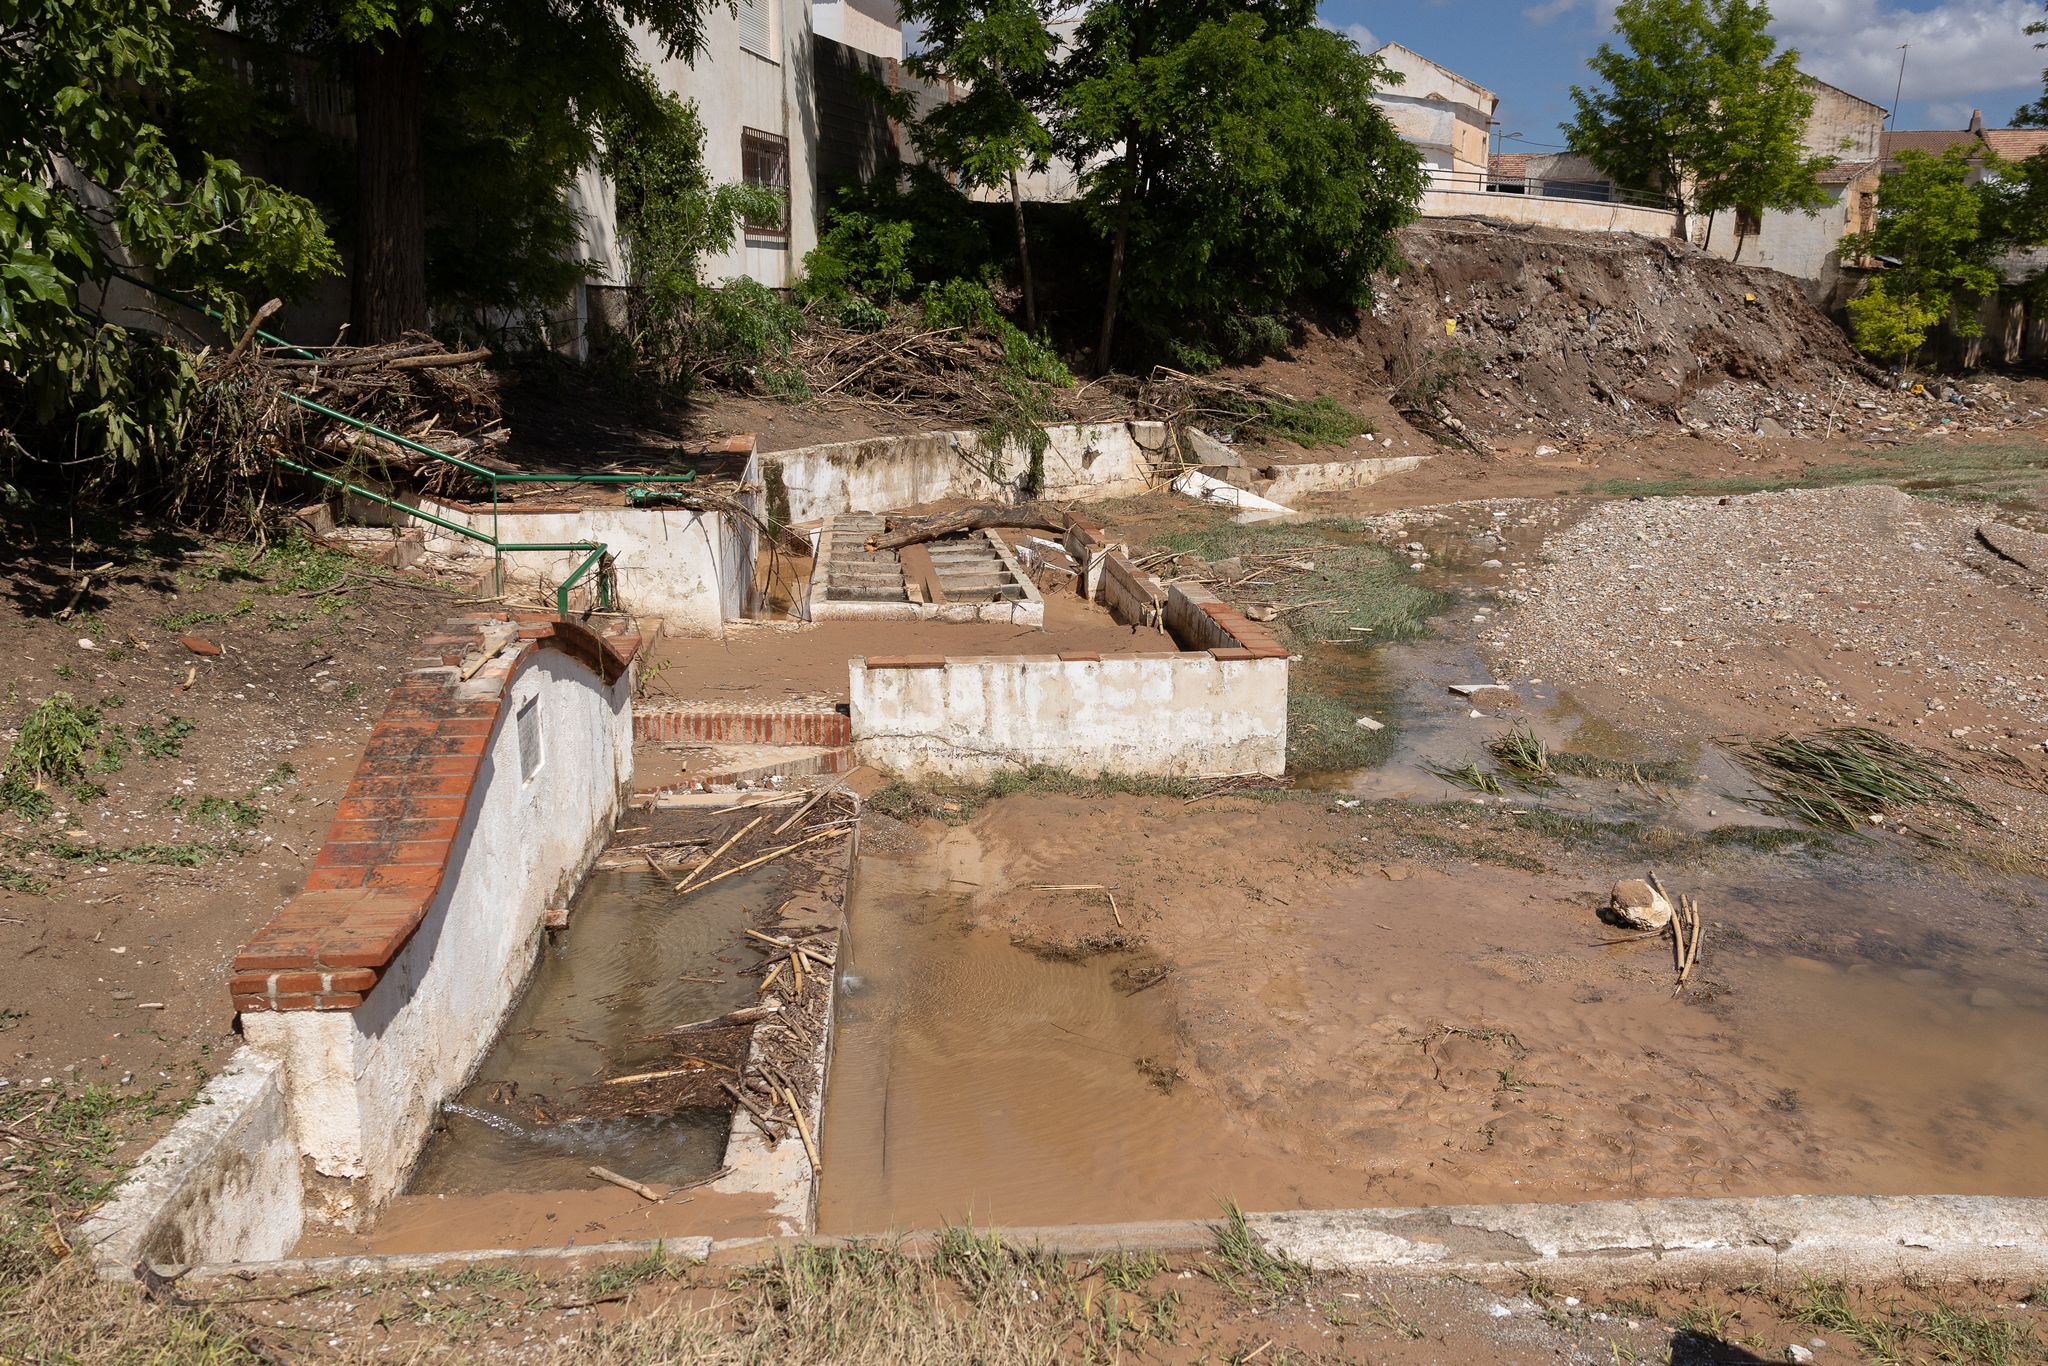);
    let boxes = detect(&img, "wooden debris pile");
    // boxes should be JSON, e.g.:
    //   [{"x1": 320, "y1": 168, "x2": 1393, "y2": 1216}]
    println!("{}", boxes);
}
[{"x1": 792, "y1": 319, "x2": 1052, "y2": 424}]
